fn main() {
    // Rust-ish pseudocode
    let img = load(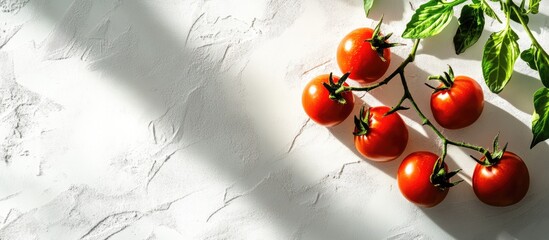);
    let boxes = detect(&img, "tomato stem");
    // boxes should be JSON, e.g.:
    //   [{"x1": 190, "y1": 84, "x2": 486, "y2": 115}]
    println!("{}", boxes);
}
[
  {"x1": 400, "y1": 70, "x2": 493, "y2": 164},
  {"x1": 358, "y1": 39, "x2": 493, "y2": 165},
  {"x1": 325, "y1": 72, "x2": 352, "y2": 104},
  {"x1": 427, "y1": 65, "x2": 455, "y2": 89},
  {"x1": 336, "y1": 39, "x2": 421, "y2": 94},
  {"x1": 343, "y1": 38, "x2": 494, "y2": 172}
]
